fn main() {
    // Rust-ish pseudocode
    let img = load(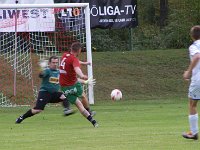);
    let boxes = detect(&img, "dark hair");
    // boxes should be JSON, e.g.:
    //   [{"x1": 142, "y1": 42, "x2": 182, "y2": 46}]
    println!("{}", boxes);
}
[
  {"x1": 70, "y1": 42, "x2": 82, "y2": 52},
  {"x1": 190, "y1": 25, "x2": 200, "y2": 40},
  {"x1": 49, "y1": 56, "x2": 58, "y2": 62}
]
